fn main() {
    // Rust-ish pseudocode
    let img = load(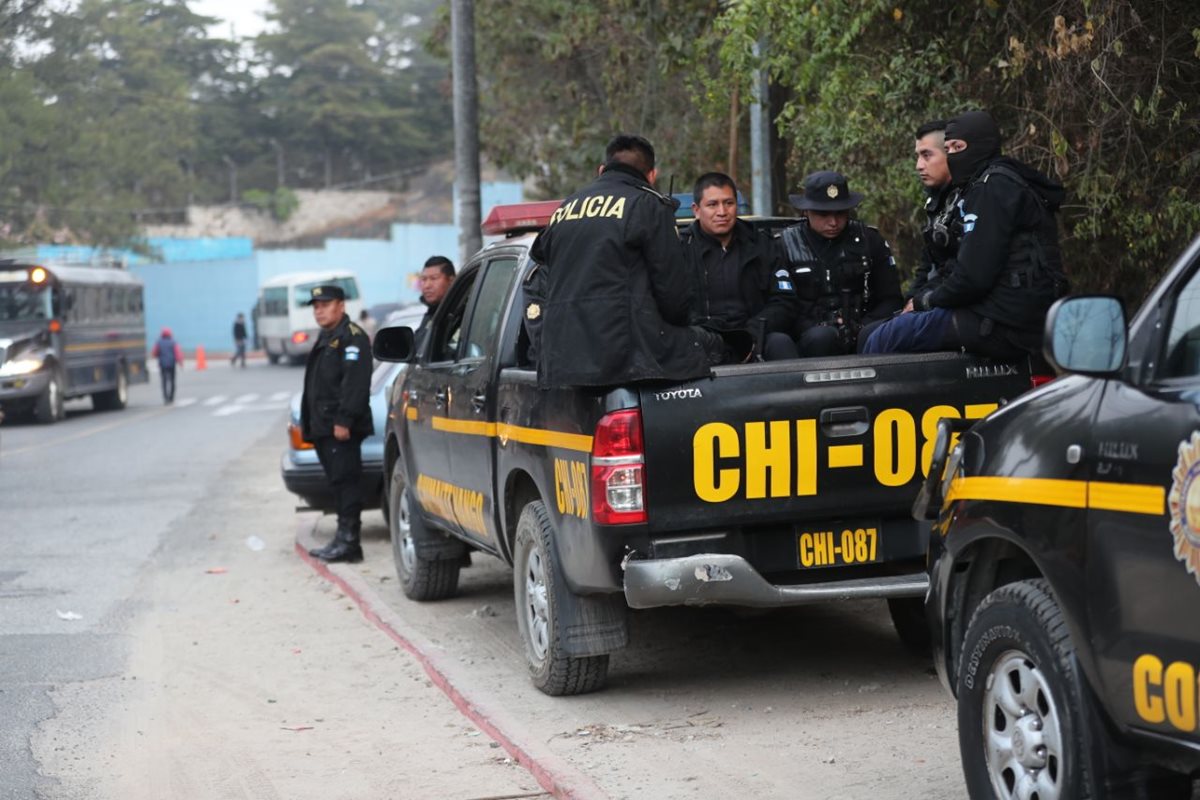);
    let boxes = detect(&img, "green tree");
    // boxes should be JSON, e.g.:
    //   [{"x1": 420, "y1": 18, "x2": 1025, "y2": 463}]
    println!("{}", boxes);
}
[
  {"x1": 708, "y1": 0, "x2": 1200, "y2": 303},
  {"x1": 465, "y1": 0, "x2": 732, "y2": 198},
  {"x1": 254, "y1": 0, "x2": 451, "y2": 188}
]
